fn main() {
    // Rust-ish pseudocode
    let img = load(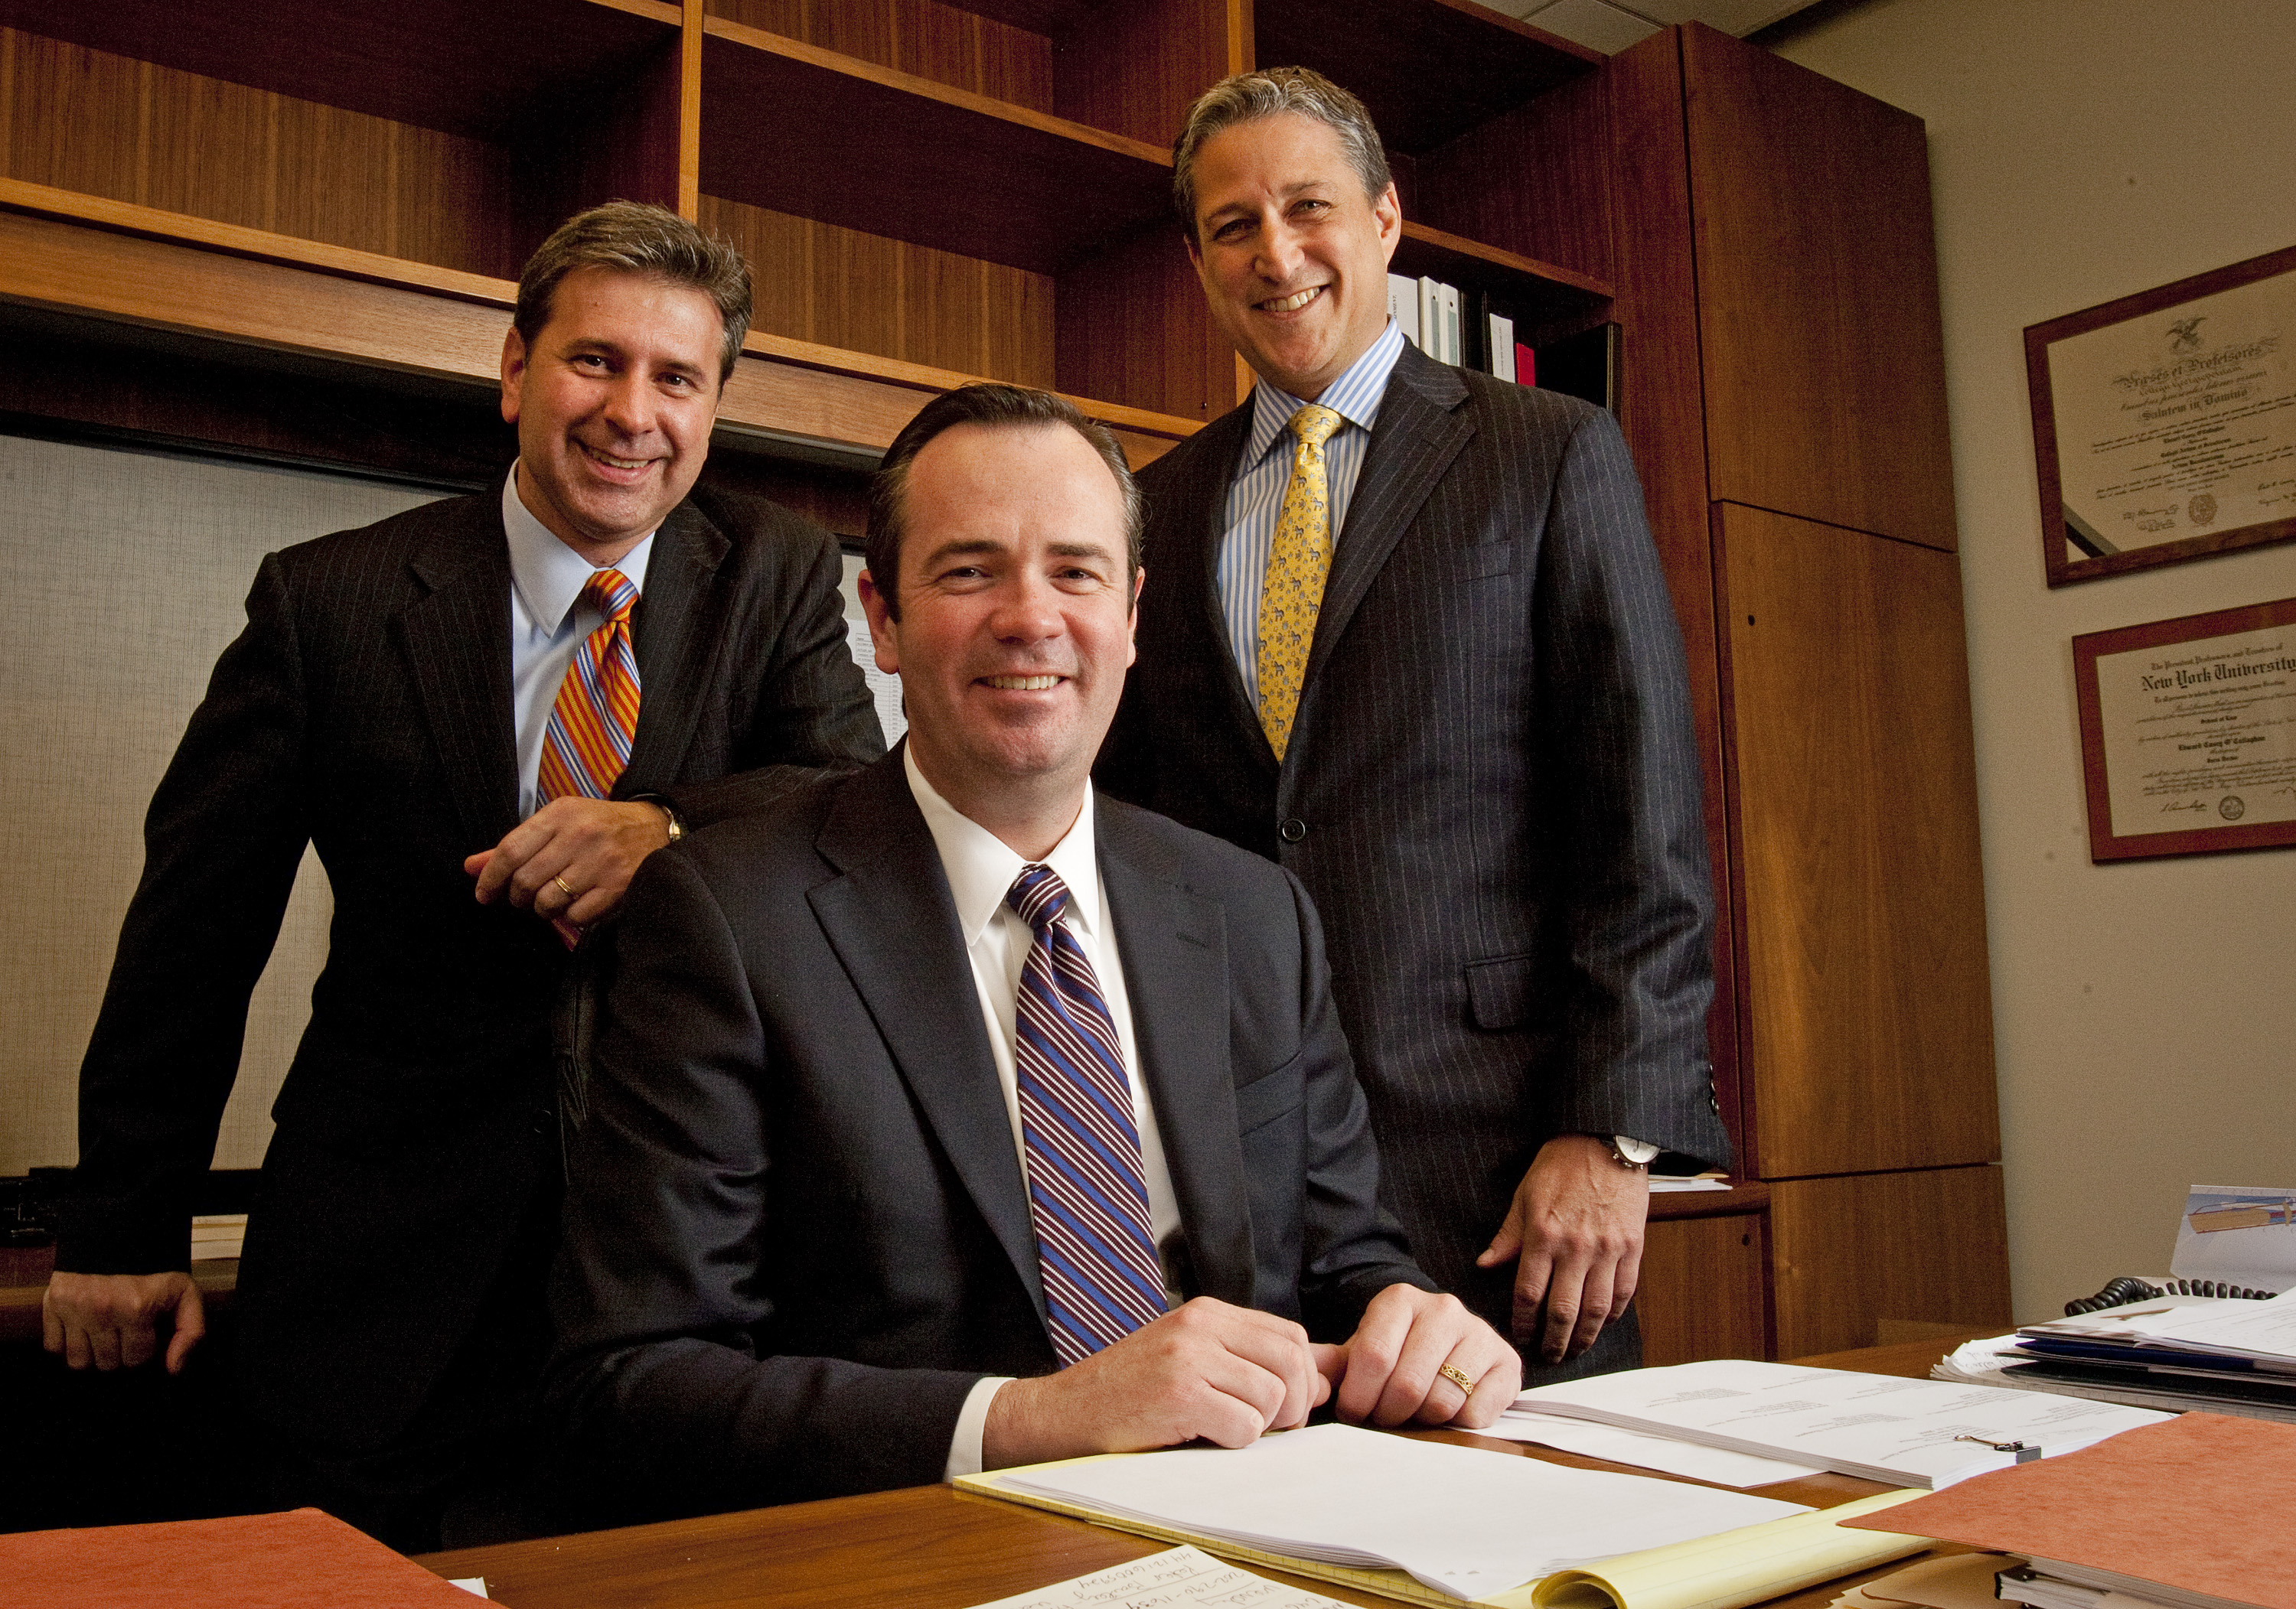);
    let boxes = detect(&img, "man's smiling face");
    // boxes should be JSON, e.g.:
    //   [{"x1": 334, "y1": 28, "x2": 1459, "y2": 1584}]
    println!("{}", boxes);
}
[
  {"x1": 500, "y1": 265, "x2": 725, "y2": 561},
  {"x1": 1187, "y1": 111, "x2": 1402, "y2": 402},
  {"x1": 858, "y1": 421, "x2": 1139, "y2": 816}
]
